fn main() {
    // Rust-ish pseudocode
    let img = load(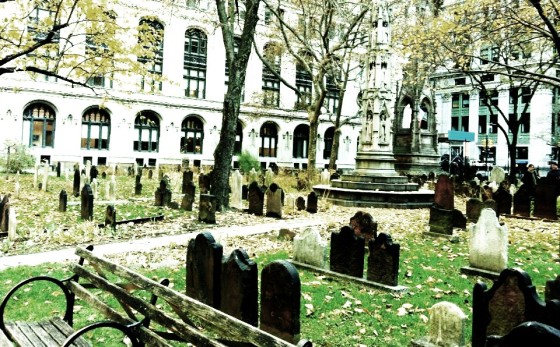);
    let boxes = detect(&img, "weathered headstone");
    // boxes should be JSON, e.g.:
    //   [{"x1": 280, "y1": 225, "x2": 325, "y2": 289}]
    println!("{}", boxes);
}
[
  {"x1": 248, "y1": 168, "x2": 259, "y2": 184},
  {"x1": 108, "y1": 175, "x2": 117, "y2": 201},
  {"x1": 350, "y1": 211, "x2": 378, "y2": 242},
  {"x1": 181, "y1": 182, "x2": 196, "y2": 211},
  {"x1": 260, "y1": 260, "x2": 301, "y2": 343},
  {"x1": 182, "y1": 170, "x2": 193, "y2": 194},
  {"x1": 320, "y1": 169, "x2": 330, "y2": 184},
  {"x1": 464, "y1": 208, "x2": 508, "y2": 276},
  {"x1": 41, "y1": 161, "x2": 49, "y2": 191},
  {"x1": 513, "y1": 186, "x2": 531, "y2": 217},
  {"x1": 105, "y1": 205, "x2": 116, "y2": 230},
  {"x1": 293, "y1": 228, "x2": 327, "y2": 268},
  {"x1": 296, "y1": 196, "x2": 306, "y2": 211},
  {"x1": 306, "y1": 191, "x2": 318, "y2": 214},
  {"x1": 264, "y1": 167, "x2": 275, "y2": 187},
  {"x1": 101, "y1": 171, "x2": 107, "y2": 179},
  {"x1": 231, "y1": 169, "x2": 243, "y2": 209},
  {"x1": 428, "y1": 205, "x2": 454, "y2": 235},
  {"x1": 466, "y1": 198, "x2": 484, "y2": 222},
  {"x1": 483, "y1": 199, "x2": 498, "y2": 215},
  {"x1": 545, "y1": 275, "x2": 560, "y2": 301},
  {"x1": 198, "y1": 172, "x2": 210, "y2": 194},
  {"x1": 493, "y1": 184, "x2": 512, "y2": 216},
  {"x1": 154, "y1": 179, "x2": 172, "y2": 207},
  {"x1": 56, "y1": 162, "x2": 61, "y2": 178},
  {"x1": 80, "y1": 184, "x2": 94, "y2": 221},
  {"x1": 411, "y1": 302, "x2": 467, "y2": 347},
  {"x1": 85, "y1": 160, "x2": 92, "y2": 180},
  {"x1": 434, "y1": 174, "x2": 454, "y2": 210},
  {"x1": 134, "y1": 174, "x2": 142, "y2": 195},
  {"x1": 198, "y1": 194, "x2": 216, "y2": 224},
  {"x1": 186, "y1": 232, "x2": 223, "y2": 308},
  {"x1": 59, "y1": 190, "x2": 67, "y2": 212},
  {"x1": 90, "y1": 165, "x2": 98, "y2": 180},
  {"x1": 247, "y1": 182, "x2": 264, "y2": 216},
  {"x1": 221, "y1": 248, "x2": 258, "y2": 326},
  {"x1": 14, "y1": 181, "x2": 20, "y2": 199},
  {"x1": 33, "y1": 164, "x2": 39, "y2": 188},
  {"x1": 367, "y1": 233, "x2": 400, "y2": 286},
  {"x1": 489, "y1": 166, "x2": 506, "y2": 185},
  {"x1": 73, "y1": 169, "x2": 80, "y2": 197},
  {"x1": 7, "y1": 208, "x2": 17, "y2": 241},
  {"x1": 0, "y1": 195, "x2": 10, "y2": 232},
  {"x1": 91, "y1": 178, "x2": 98, "y2": 199},
  {"x1": 265, "y1": 183, "x2": 283, "y2": 218},
  {"x1": 533, "y1": 184, "x2": 558, "y2": 219},
  {"x1": 330, "y1": 226, "x2": 365, "y2": 277}
]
